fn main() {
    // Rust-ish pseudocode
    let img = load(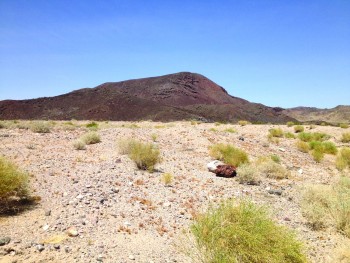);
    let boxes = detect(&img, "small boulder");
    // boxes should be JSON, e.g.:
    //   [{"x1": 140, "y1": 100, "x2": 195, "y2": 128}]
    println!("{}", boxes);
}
[
  {"x1": 214, "y1": 165, "x2": 237, "y2": 178},
  {"x1": 66, "y1": 227, "x2": 79, "y2": 237},
  {"x1": 207, "y1": 160, "x2": 224, "y2": 173},
  {"x1": 0, "y1": 237, "x2": 11, "y2": 246}
]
